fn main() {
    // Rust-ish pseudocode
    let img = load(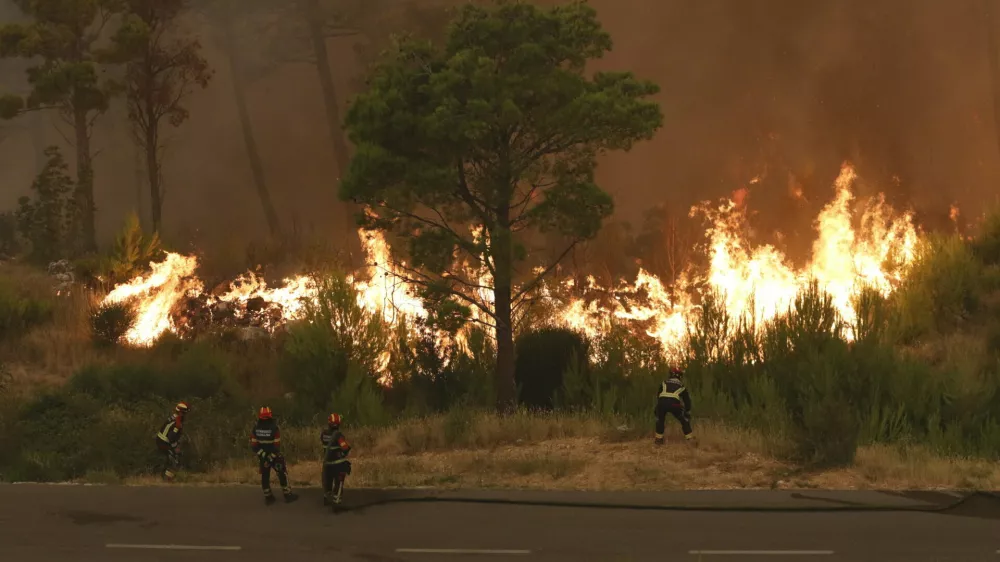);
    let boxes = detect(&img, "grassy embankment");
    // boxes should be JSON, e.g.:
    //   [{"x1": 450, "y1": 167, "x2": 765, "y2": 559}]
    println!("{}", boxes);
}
[{"x1": 3, "y1": 211, "x2": 1000, "y2": 489}]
